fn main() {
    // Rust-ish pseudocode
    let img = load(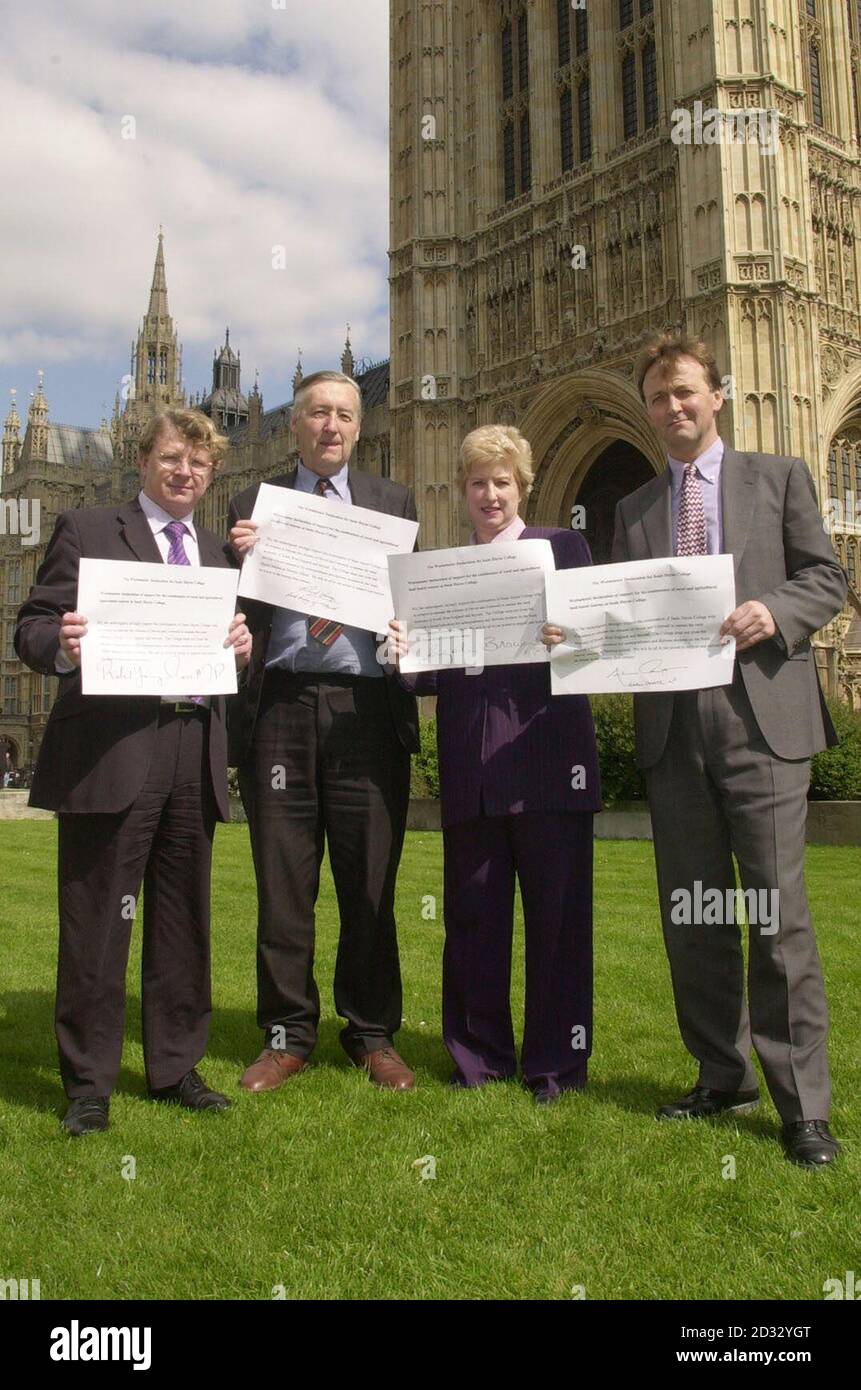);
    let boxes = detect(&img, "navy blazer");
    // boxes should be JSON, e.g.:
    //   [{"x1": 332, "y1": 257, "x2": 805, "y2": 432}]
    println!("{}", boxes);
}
[
  {"x1": 404, "y1": 527, "x2": 601, "y2": 829},
  {"x1": 15, "y1": 500, "x2": 232, "y2": 819}
]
